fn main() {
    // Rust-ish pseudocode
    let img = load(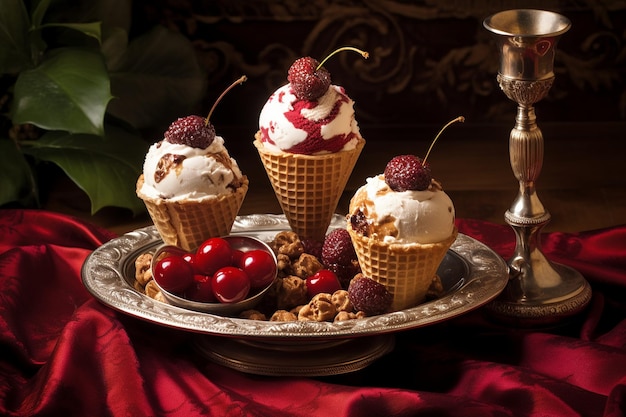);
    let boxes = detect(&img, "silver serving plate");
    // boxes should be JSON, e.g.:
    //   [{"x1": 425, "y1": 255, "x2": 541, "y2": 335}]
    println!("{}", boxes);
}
[{"x1": 82, "y1": 214, "x2": 509, "y2": 376}]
